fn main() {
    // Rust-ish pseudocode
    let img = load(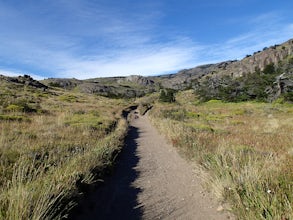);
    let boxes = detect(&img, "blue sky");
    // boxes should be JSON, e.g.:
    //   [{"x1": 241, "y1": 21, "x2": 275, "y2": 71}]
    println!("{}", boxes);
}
[{"x1": 0, "y1": 0, "x2": 293, "y2": 79}]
